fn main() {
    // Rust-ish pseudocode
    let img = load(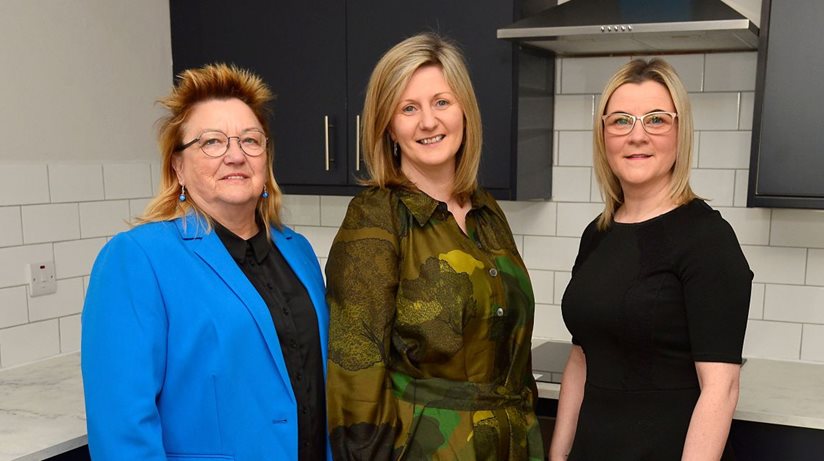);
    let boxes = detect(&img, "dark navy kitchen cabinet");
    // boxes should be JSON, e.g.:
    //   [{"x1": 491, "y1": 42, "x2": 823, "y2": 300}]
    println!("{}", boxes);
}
[{"x1": 170, "y1": 1, "x2": 553, "y2": 200}]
